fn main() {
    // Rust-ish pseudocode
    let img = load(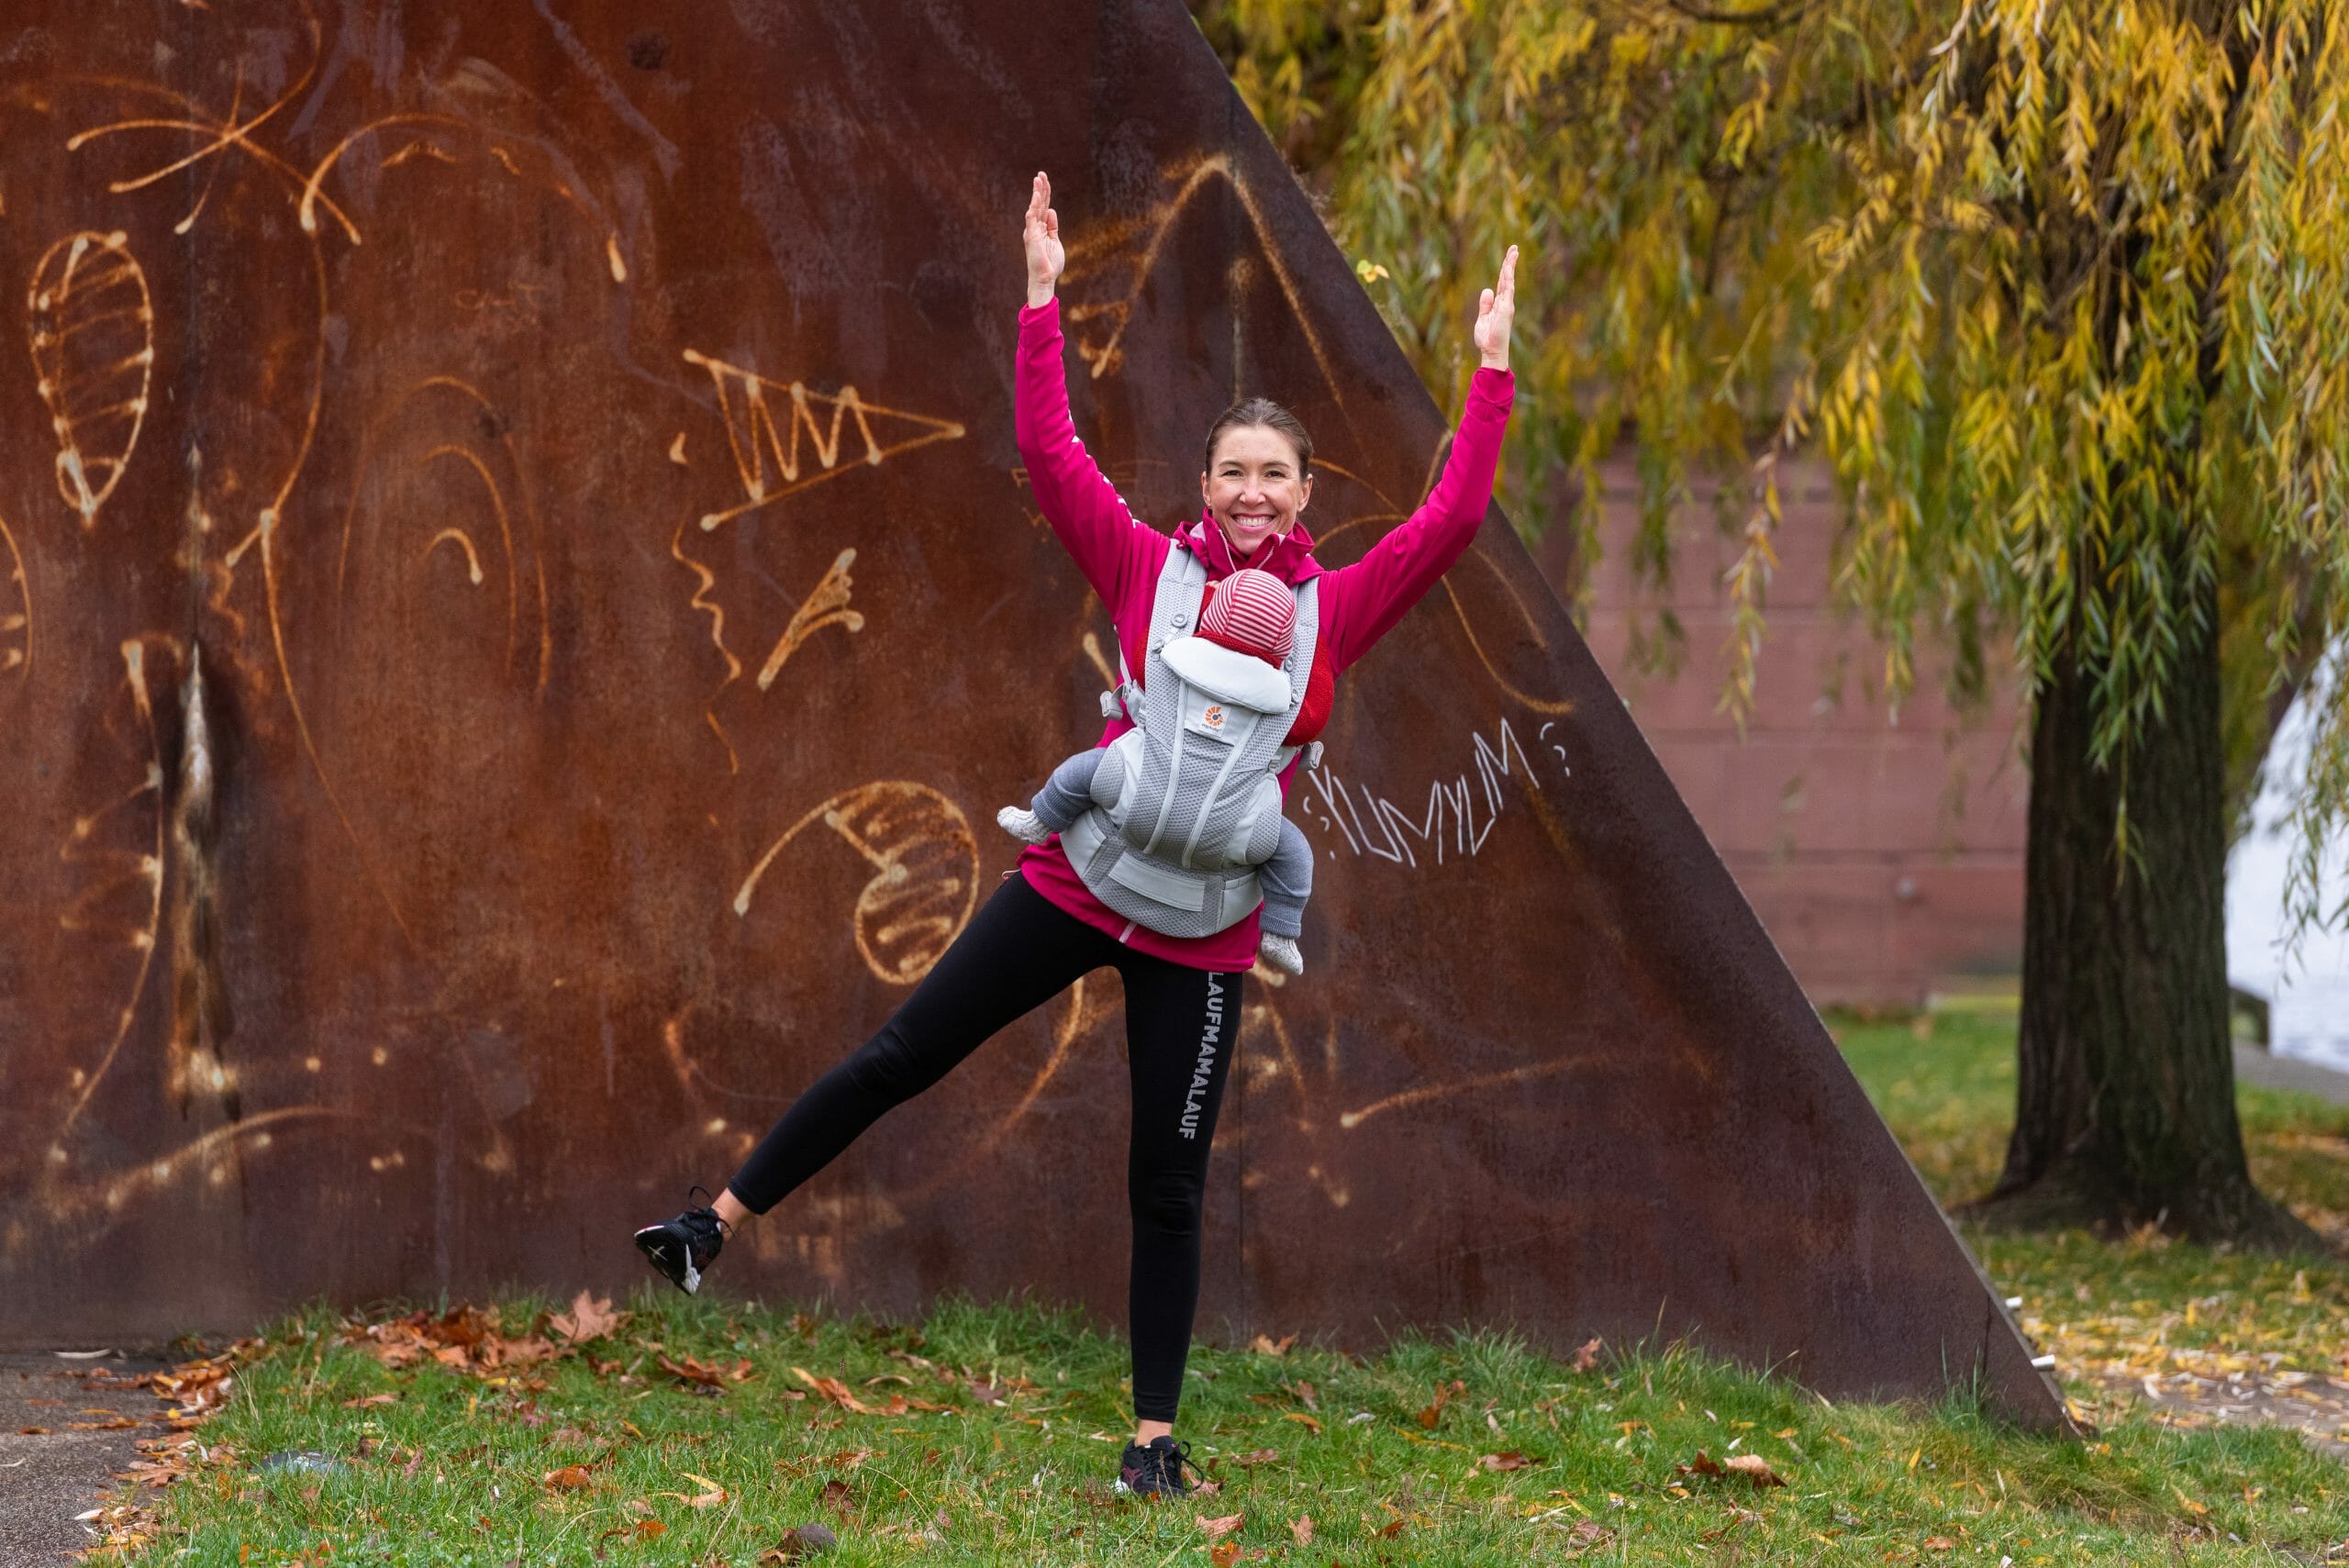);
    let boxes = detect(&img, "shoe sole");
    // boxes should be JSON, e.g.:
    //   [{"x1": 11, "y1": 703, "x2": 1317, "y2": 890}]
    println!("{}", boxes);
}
[{"x1": 632, "y1": 1226, "x2": 701, "y2": 1295}]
